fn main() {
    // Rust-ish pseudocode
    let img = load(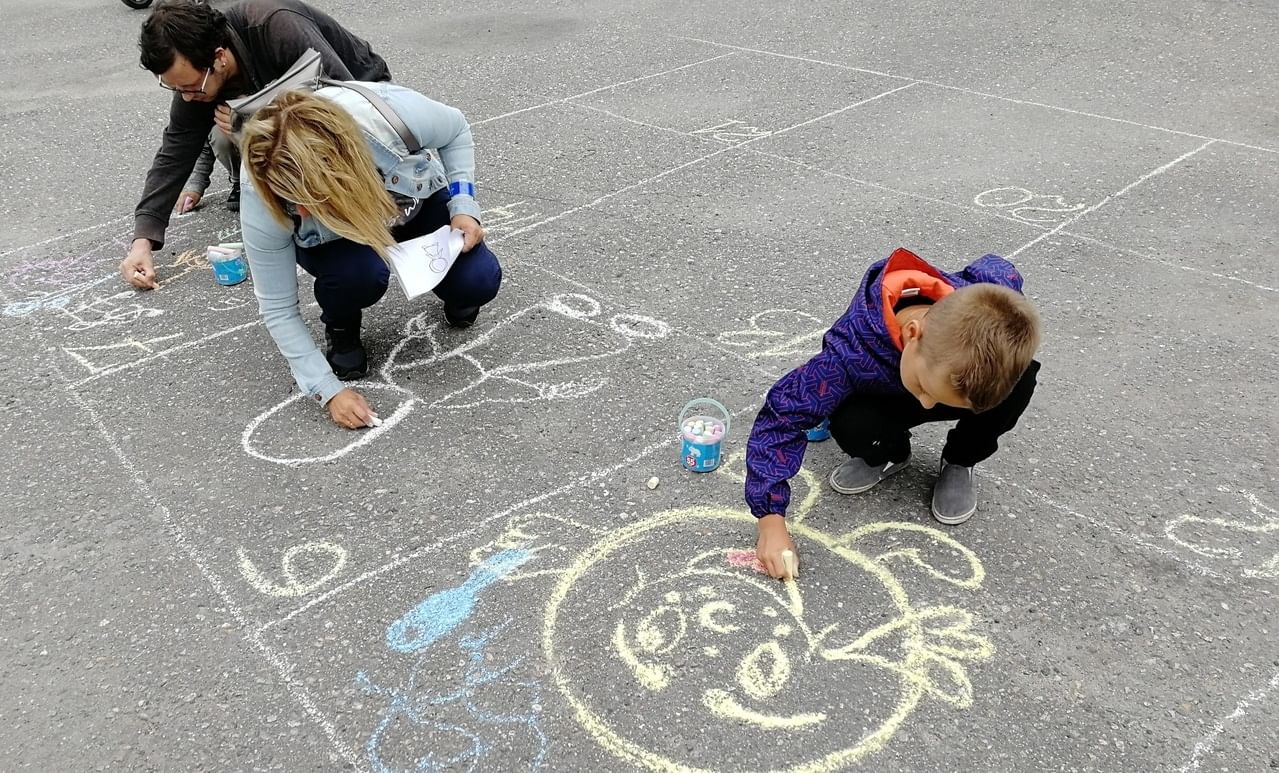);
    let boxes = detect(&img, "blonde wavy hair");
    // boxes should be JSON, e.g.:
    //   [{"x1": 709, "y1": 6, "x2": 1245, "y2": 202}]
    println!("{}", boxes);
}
[{"x1": 240, "y1": 90, "x2": 398, "y2": 256}]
